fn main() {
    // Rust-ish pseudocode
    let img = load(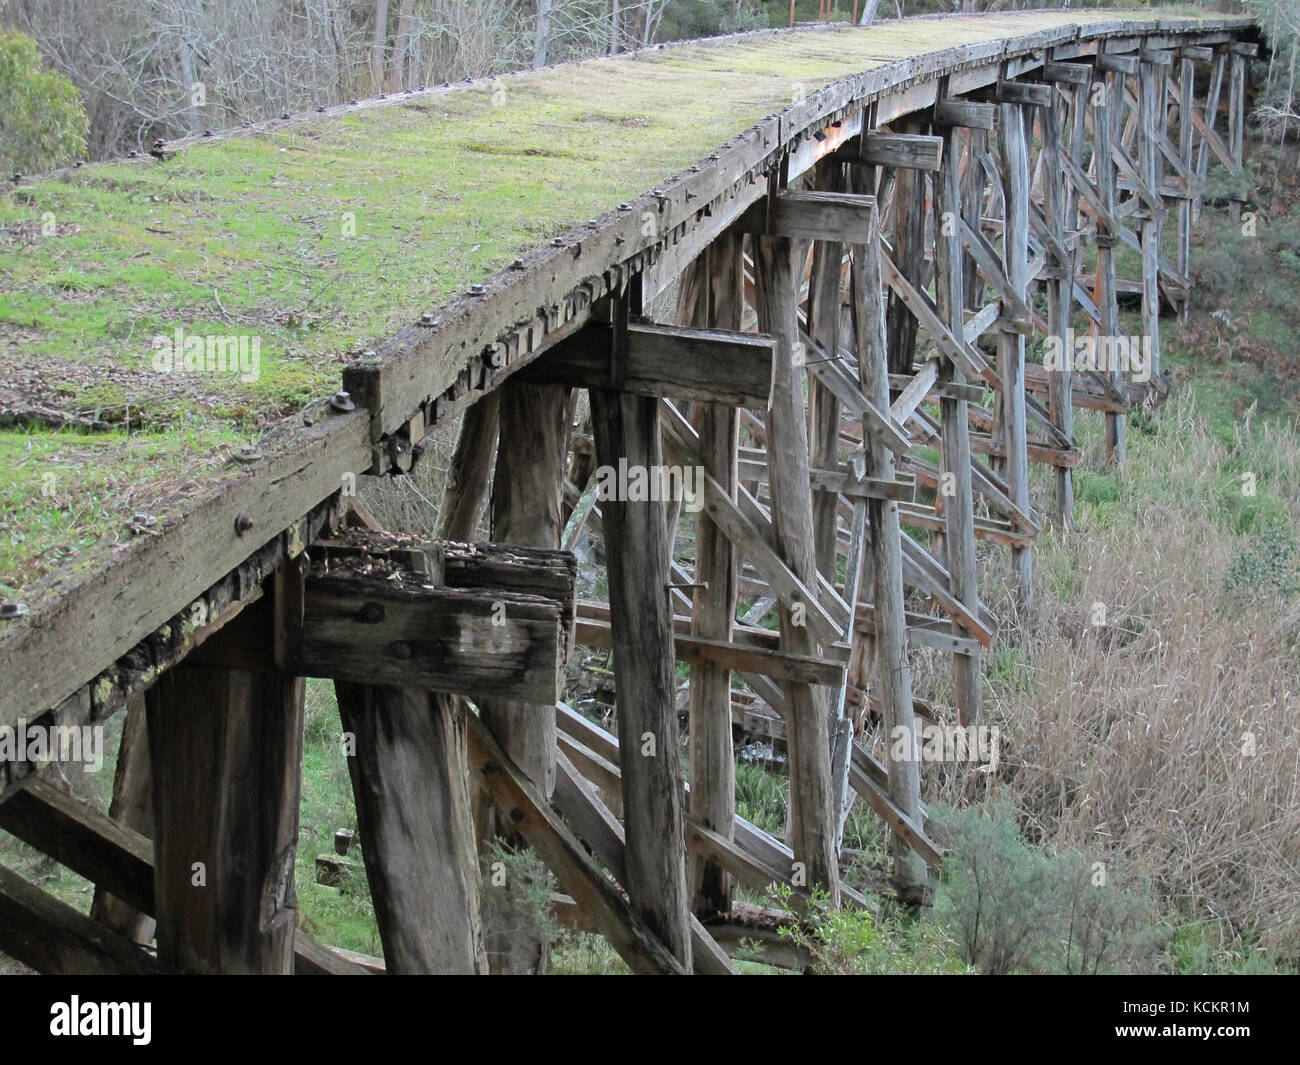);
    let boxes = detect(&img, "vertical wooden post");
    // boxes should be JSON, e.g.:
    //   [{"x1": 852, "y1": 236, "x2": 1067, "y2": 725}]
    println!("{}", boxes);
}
[
  {"x1": 590, "y1": 381, "x2": 692, "y2": 967},
  {"x1": 688, "y1": 233, "x2": 743, "y2": 919},
  {"x1": 752, "y1": 233, "x2": 841, "y2": 906},
  {"x1": 1194, "y1": 50, "x2": 1226, "y2": 223},
  {"x1": 1139, "y1": 57, "x2": 1165, "y2": 382},
  {"x1": 886, "y1": 125, "x2": 927, "y2": 379},
  {"x1": 1043, "y1": 84, "x2": 1076, "y2": 527},
  {"x1": 849, "y1": 165, "x2": 924, "y2": 888},
  {"x1": 809, "y1": 159, "x2": 847, "y2": 582},
  {"x1": 933, "y1": 116, "x2": 984, "y2": 726},
  {"x1": 439, "y1": 393, "x2": 500, "y2": 541},
  {"x1": 148, "y1": 660, "x2": 304, "y2": 973},
  {"x1": 479, "y1": 377, "x2": 571, "y2": 971},
  {"x1": 1228, "y1": 47, "x2": 1246, "y2": 216},
  {"x1": 997, "y1": 101, "x2": 1033, "y2": 603},
  {"x1": 1177, "y1": 55, "x2": 1195, "y2": 325},
  {"x1": 335, "y1": 684, "x2": 488, "y2": 973},
  {"x1": 90, "y1": 692, "x2": 155, "y2": 945},
  {"x1": 1093, "y1": 69, "x2": 1125, "y2": 466}
]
